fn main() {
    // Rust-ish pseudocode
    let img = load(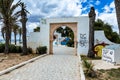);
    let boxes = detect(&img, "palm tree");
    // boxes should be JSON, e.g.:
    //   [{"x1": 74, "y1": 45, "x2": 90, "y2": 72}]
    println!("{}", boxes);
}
[
  {"x1": 13, "y1": 24, "x2": 19, "y2": 45},
  {"x1": 114, "y1": 0, "x2": 120, "y2": 35},
  {"x1": 0, "y1": 0, "x2": 21, "y2": 54},
  {"x1": 18, "y1": 28, "x2": 22, "y2": 43},
  {"x1": 87, "y1": 7, "x2": 96, "y2": 58},
  {"x1": 11, "y1": 13, "x2": 21, "y2": 45},
  {"x1": 19, "y1": 2, "x2": 29, "y2": 55},
  {"x1": 1, "y1": 27, "x2": 5, "y2": 40}
]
